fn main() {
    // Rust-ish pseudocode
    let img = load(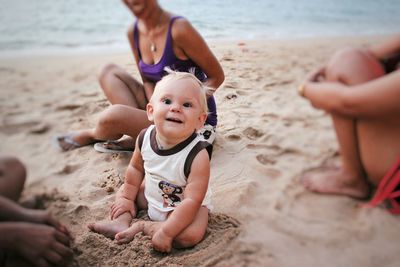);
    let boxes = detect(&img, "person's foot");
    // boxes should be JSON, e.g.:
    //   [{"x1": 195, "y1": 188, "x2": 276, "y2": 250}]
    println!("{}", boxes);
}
[
  {"x1": 301, "y1": 167, "x2": 370, "y2": 199},
  {"x1": 54, "y1": 132, "x2": 96, "y2": 151},
  {"x1": 115, "y1": 221, "x2": 145, "y2": 244},
  {"x1": 94, "y1": 139, "x2": 134, "y2": 153},
  {"x1": 88, "y1": 219, "x2": 130, "y2": 239}
]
